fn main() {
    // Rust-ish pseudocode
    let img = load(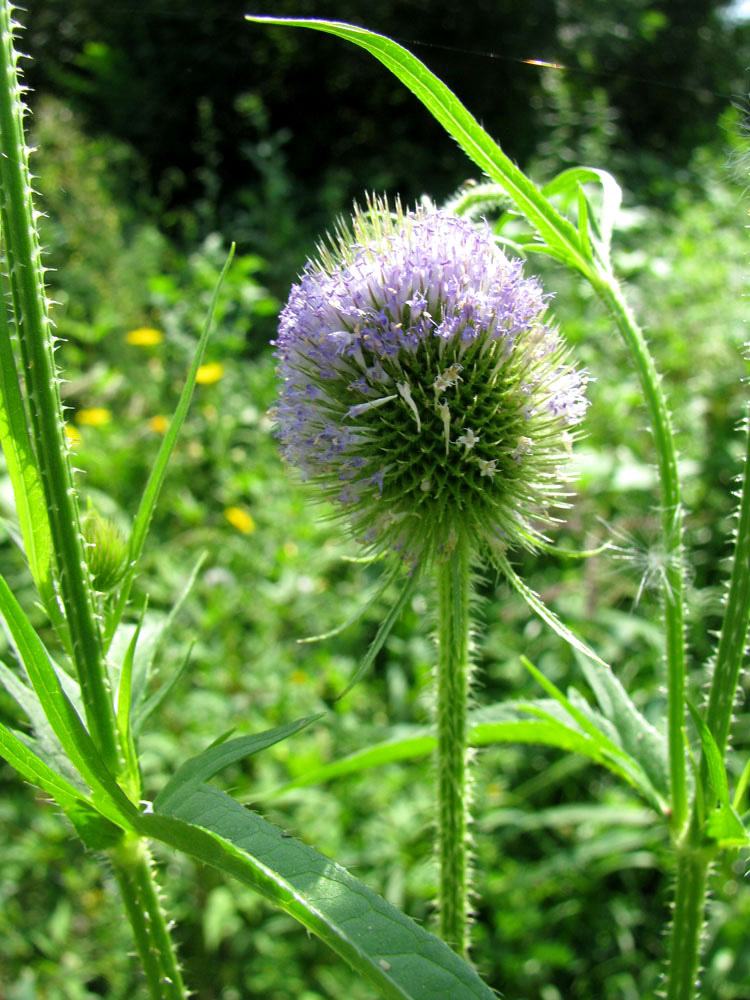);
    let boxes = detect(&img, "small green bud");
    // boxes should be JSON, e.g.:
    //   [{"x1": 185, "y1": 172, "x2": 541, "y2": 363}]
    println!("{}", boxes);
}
[{"x1": 81, "y1": 510, "x2": 128, "y2": 592}]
